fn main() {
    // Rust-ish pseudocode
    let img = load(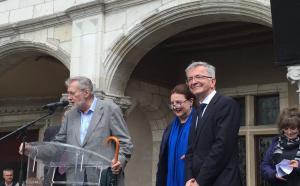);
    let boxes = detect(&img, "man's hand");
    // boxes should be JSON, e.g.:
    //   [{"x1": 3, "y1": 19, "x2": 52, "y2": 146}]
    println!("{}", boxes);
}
[
  {"x1": 19, "y1": 142, "x2": 33, "y2": 155},
  {"x1": 186, "y1": 178, "x2": 200, "y2": 186},
  {"x1": 19, "y1": 142, "x2": 27, "y2": 155},
  {"x1": 290, "y1": 160, "x2": 299, "y2": 168},
  {"x1": 275, "y1": 174, "x2": 287, "y2": 181},
  {"x1": 111, "y1": 158, "x2": 122, "y2": 175},
  {"x1": 190, "y1": 180, "x2": 199, "y2": 186},
  {"x1": 185, "y1": 178, "x2": 196, "y2": 186}
]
